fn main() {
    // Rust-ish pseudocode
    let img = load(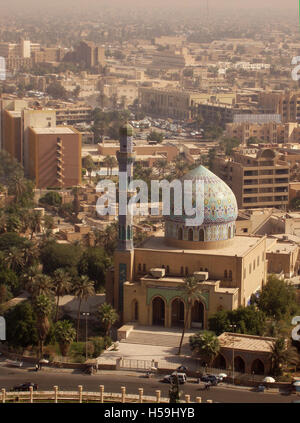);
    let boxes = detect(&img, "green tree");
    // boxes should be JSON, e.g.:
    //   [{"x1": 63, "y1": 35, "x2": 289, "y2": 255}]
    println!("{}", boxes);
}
[
  {"x1": 5, "y1": 301, "x2": 38, "y2": 350},
  {"x1": 208, "y1": 306, "x2": 266, "y2": 336},
  {"x1": 40, "y1": 191, "x2": 62, "y2": 207},
  {"x1": 54, "y1": 320, "x2": 76, "y2": 356},
  {"x1": 40, "y1": 241, "x2": 82, "y2": 275},
  {"x1": 78, "y1": 247, "x2": 110, "y2": 291},
  {"x1": 52, "y1": 268, "x2": 72, "y2": 321},
  {"x1": 32, "y1": 295, "x2": 53, "y2": 358},
  {"x1": 154, "y1": 159, "x2": 168, "y2": 179},
  {"x1": 73, "y1": 276, "x2": 95, "y2": 341},
  {"x1": 30, "y1": 274, "x2": 54, "y2": 298},
  {"x1": 189, "y1": 331, "x2": 220, "y2": 365},
  {"x1": 257, "y1": 275, "x2": 299, "y2": 320},
  {"x1": 82, "y1": 155, "x2": 96, "y2": 183},
  {"x1": 97, "y1": 303, "x2": 119, "y2": 336},
  {"x1": 178, "y1": 276, "x2": 203, "y2": 355}
]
